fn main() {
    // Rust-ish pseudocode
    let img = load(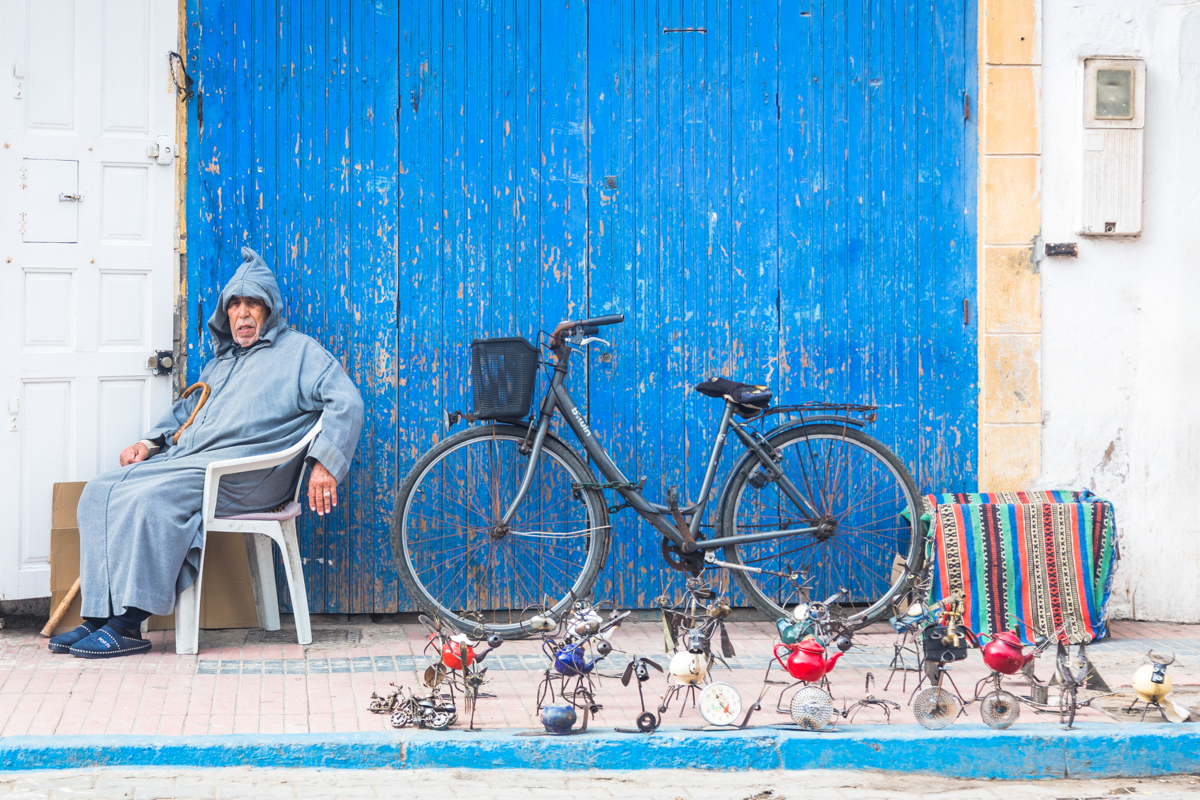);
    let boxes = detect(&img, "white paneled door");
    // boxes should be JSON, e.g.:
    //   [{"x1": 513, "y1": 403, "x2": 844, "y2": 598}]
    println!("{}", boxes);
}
[{"x1": 0, "y1": 0, "x2": 178, "y2": 600}]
